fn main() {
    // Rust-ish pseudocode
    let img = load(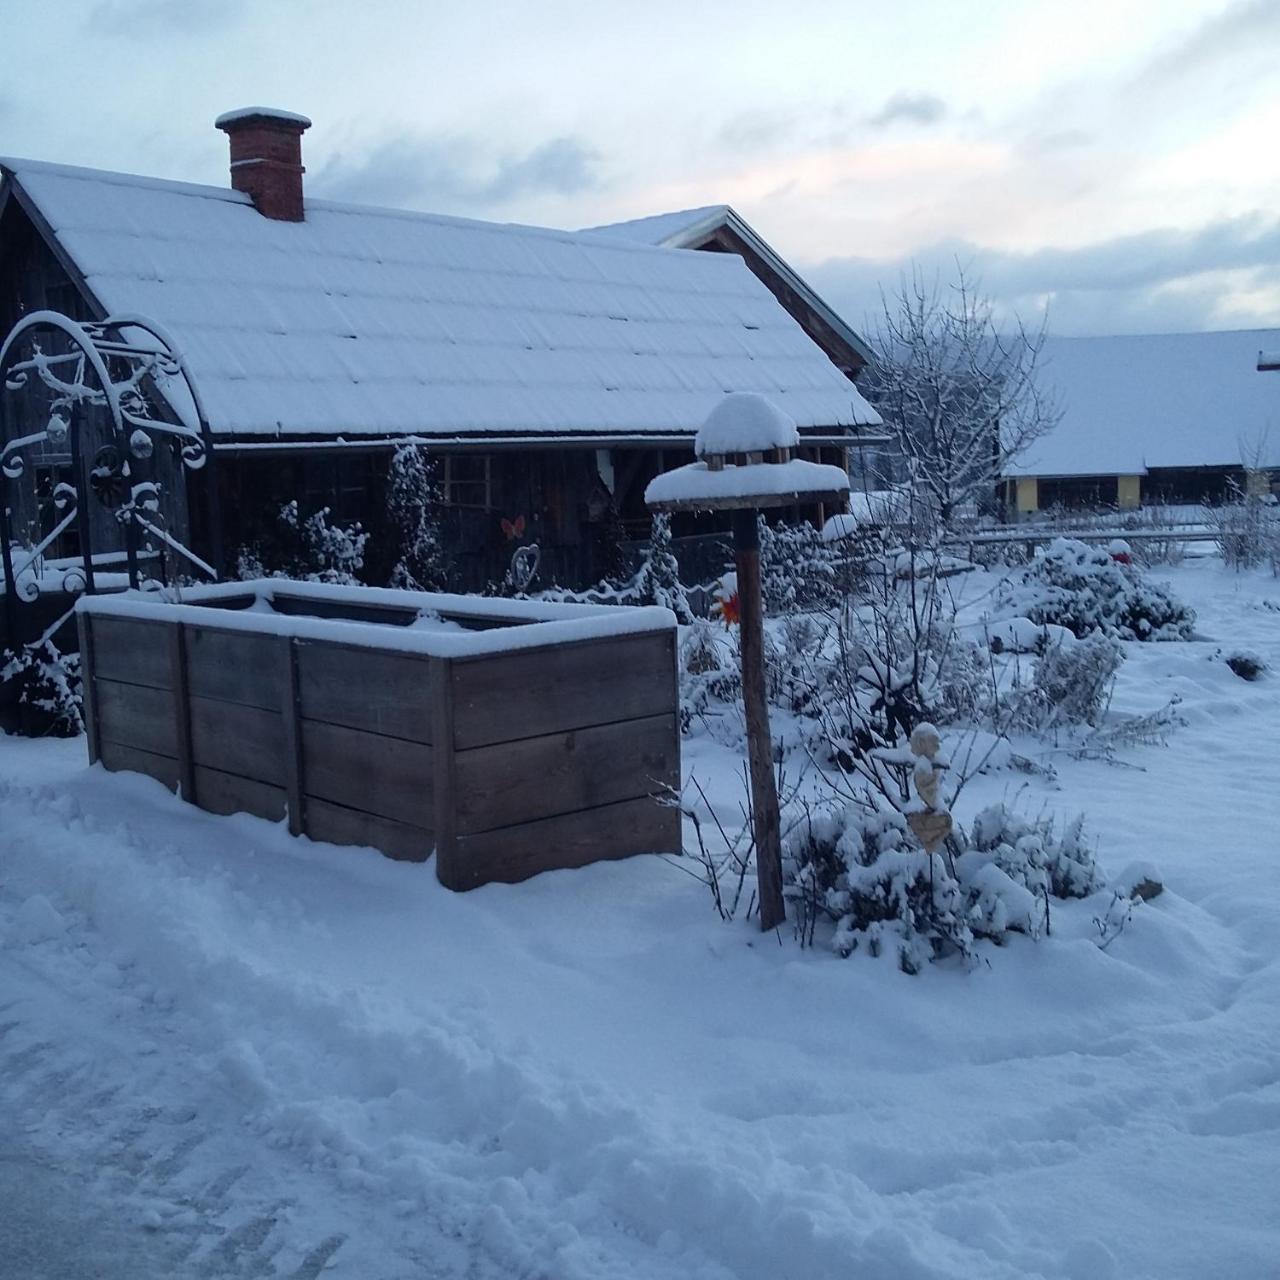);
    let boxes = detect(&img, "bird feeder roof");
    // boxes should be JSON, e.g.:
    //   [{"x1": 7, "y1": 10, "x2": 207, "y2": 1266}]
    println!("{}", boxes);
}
[
  {"x1": 646, "y1": 456, "x2": 851, "y2": 512},
  {"x1": 646, "y1": 391, "x2": 851, "y2": 512},
  {"x1": 695, "y1": 392, "x2": 800, "y2": 458},
  {"x1": 650, "y1": 389, "x2": 849, "y2": 509}
]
